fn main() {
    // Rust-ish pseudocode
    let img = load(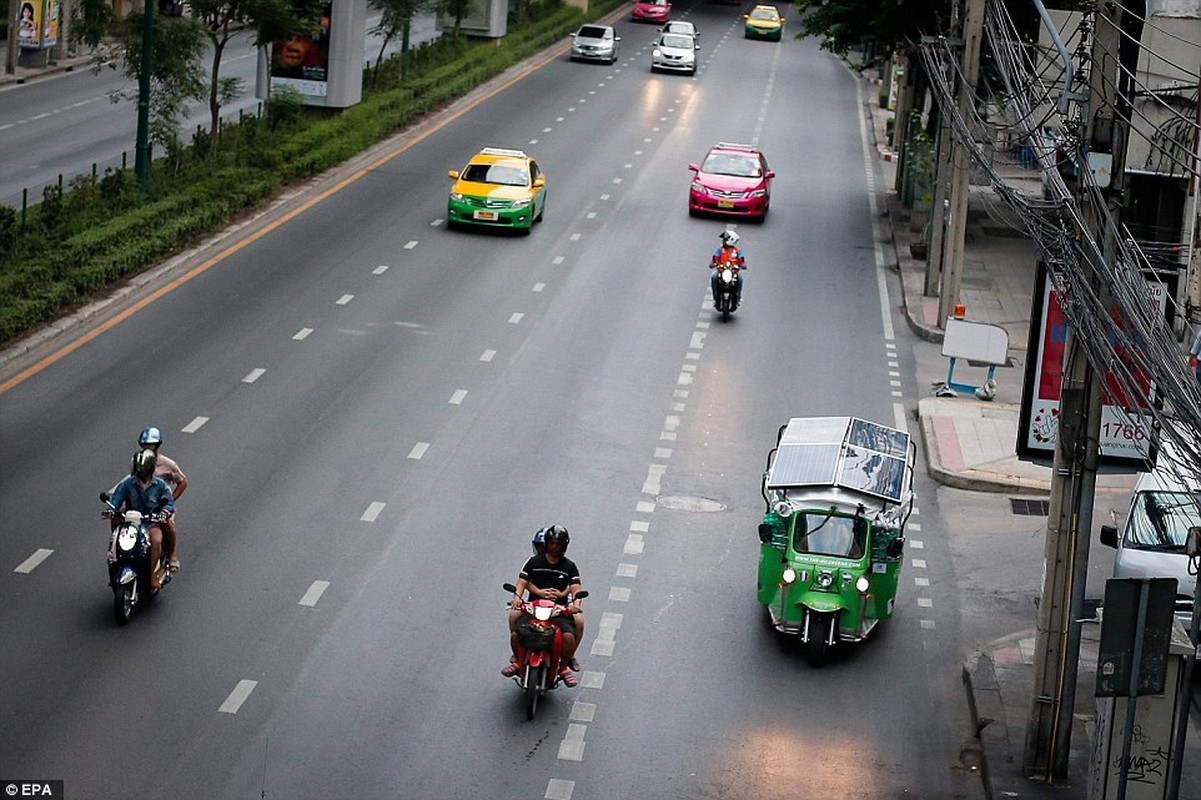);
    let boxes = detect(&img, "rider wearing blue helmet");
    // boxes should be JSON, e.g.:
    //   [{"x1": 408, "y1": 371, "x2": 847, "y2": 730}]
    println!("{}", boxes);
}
[{"x1": 137, "y1": 426, "x2": 188, "y2": 572}]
